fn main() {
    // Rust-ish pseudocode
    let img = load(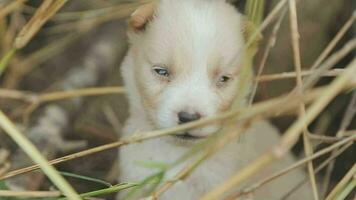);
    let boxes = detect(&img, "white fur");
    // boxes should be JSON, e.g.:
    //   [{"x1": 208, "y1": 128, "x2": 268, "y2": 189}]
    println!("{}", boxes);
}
[{"x1": 118, "y1": 0, "x2": 312, "y2": 199}]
